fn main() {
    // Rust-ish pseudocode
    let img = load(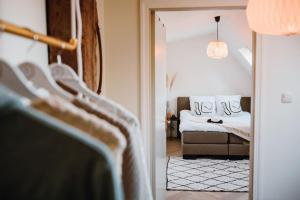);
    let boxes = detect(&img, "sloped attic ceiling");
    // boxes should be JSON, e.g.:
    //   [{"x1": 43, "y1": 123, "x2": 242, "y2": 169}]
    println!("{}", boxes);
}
[{"x1": 157, "y1": 10, "x2": 253, "y2": 73}]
